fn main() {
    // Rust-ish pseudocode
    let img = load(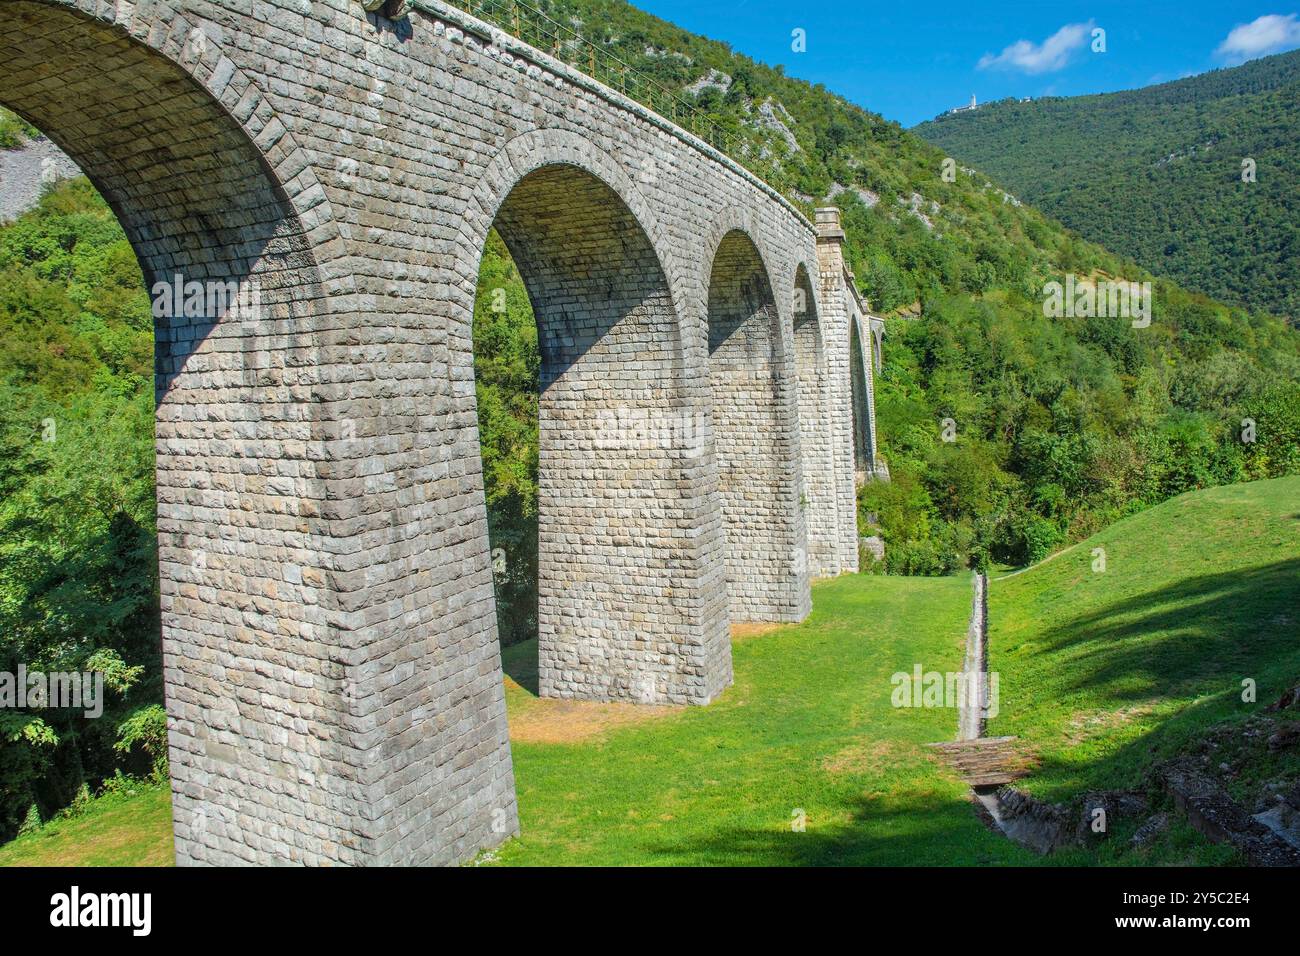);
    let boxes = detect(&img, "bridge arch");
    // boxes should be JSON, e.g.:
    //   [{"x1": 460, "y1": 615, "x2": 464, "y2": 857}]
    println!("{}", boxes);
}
[
  {"x1": 459, "y1": 134, "x2": 732, "y2": 706},
  {"x1": 704, "y1": 223, "x2": 810, "y2": 623},
  {"x1": 457, "y1": 128, "x2": 691, "y2": 334},
  {"x1": 0, "y1": 0, "x2": 367, "y2": 866}
]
